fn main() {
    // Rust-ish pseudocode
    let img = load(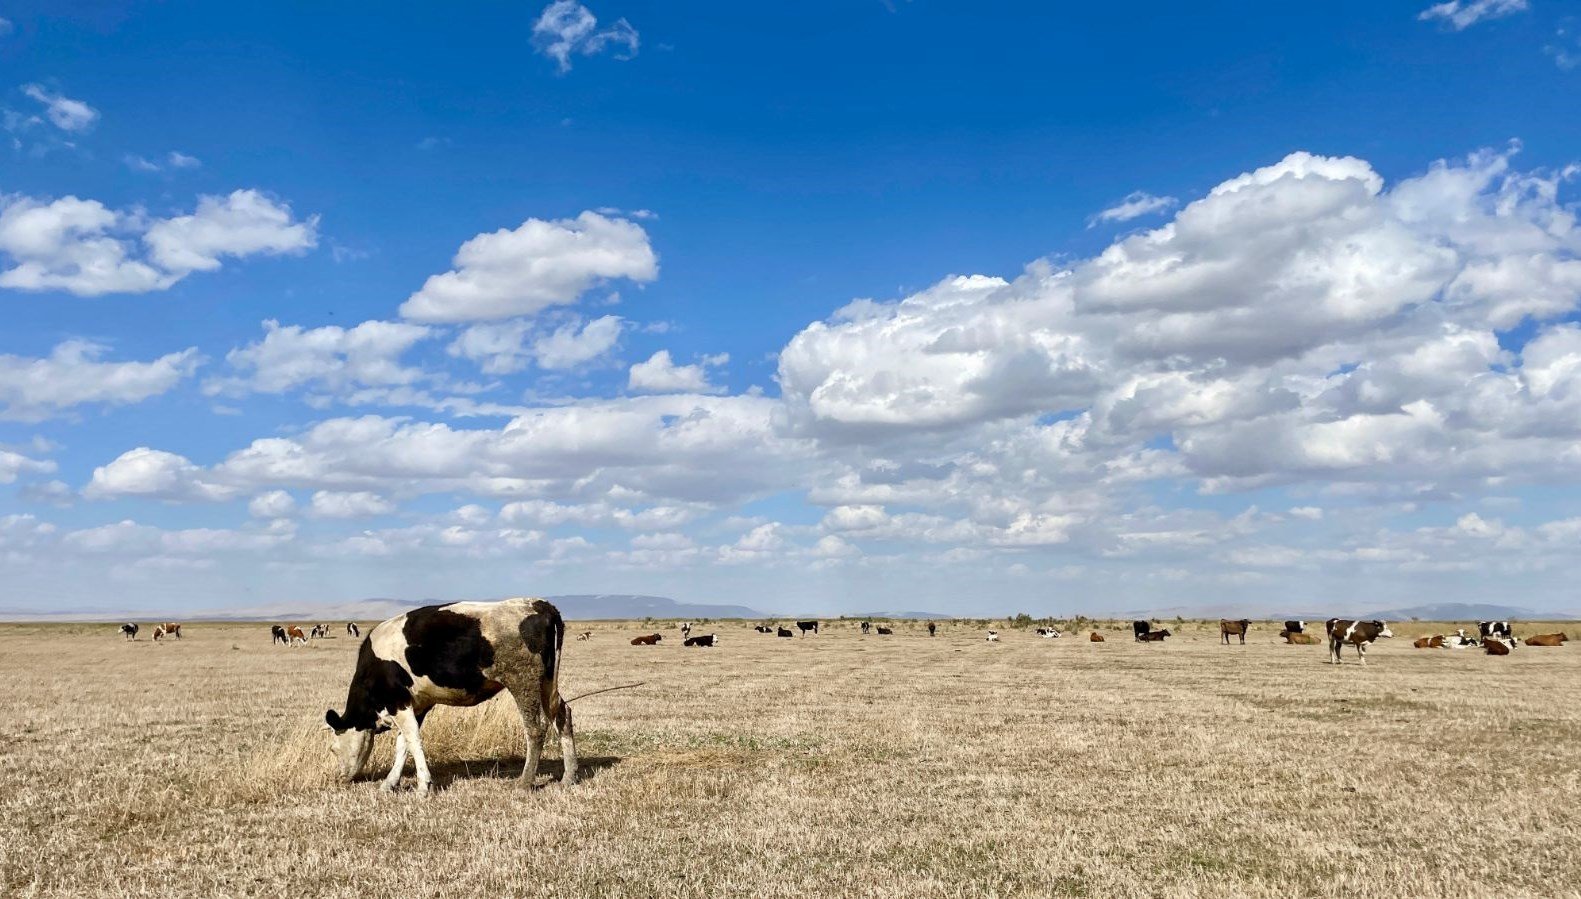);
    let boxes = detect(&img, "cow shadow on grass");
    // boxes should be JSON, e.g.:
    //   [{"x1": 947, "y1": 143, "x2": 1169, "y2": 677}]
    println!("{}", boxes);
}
[{"x1": 418, "y1": 754, "x2": 623, "y2": 791}]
